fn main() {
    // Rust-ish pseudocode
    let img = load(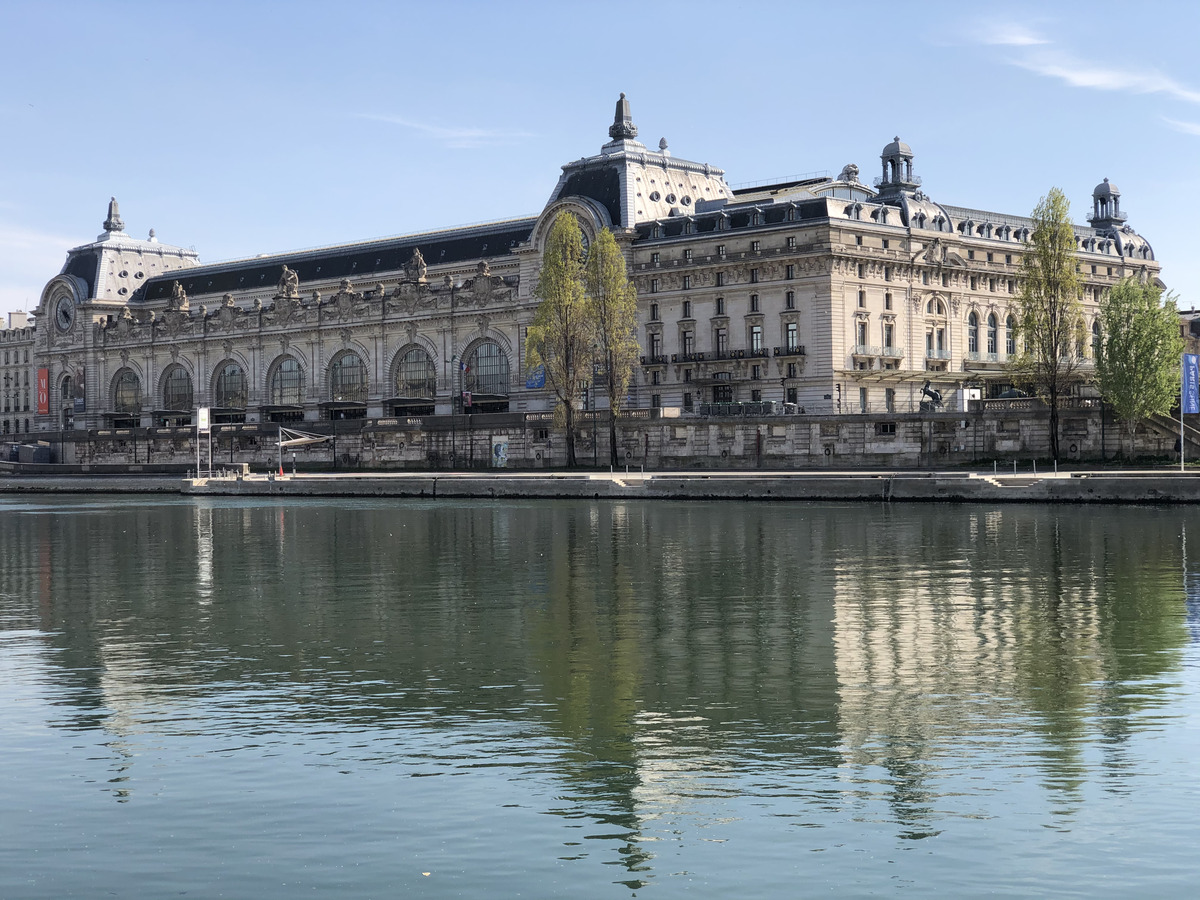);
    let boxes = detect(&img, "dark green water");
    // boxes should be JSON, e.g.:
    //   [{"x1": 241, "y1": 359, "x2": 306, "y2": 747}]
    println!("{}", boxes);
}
[{"x1": 1, "y1": 497, "x2": 1198, "y2": 898}]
